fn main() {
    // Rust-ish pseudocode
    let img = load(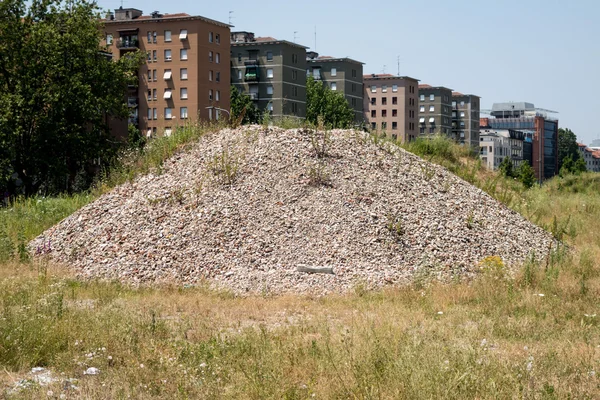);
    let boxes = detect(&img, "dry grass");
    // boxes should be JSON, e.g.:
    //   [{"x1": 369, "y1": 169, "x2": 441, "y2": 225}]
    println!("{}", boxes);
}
[{"x1": 1, "y1": 131, "x2": 600, "y2": 398}]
